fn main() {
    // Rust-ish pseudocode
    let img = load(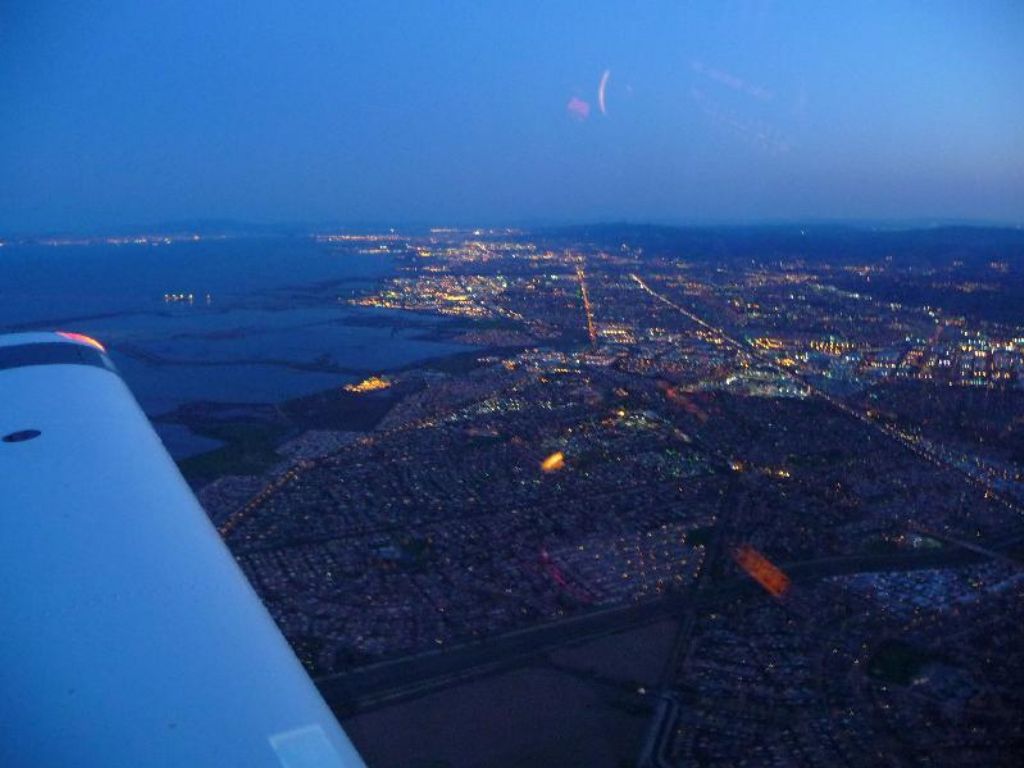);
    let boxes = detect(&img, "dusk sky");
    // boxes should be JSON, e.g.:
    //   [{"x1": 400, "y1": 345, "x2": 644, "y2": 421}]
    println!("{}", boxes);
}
[{"x1": 2, "y1": 0, "x2": 1022, "y2": 234}]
